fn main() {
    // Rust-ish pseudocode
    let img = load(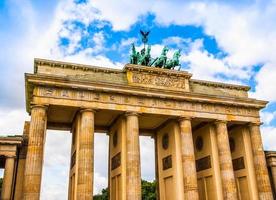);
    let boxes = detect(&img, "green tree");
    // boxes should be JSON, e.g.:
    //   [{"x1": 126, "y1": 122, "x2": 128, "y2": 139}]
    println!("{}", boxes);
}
[
  {"x1": 93, "y1": 188, "x2": 108, "y2": 200},
  {"x1": 93, "y1": 180, "x2": 157, "y2": 200},
  {"x1": 141, "y1": 179, "x2": 156, "y2": 200}
]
